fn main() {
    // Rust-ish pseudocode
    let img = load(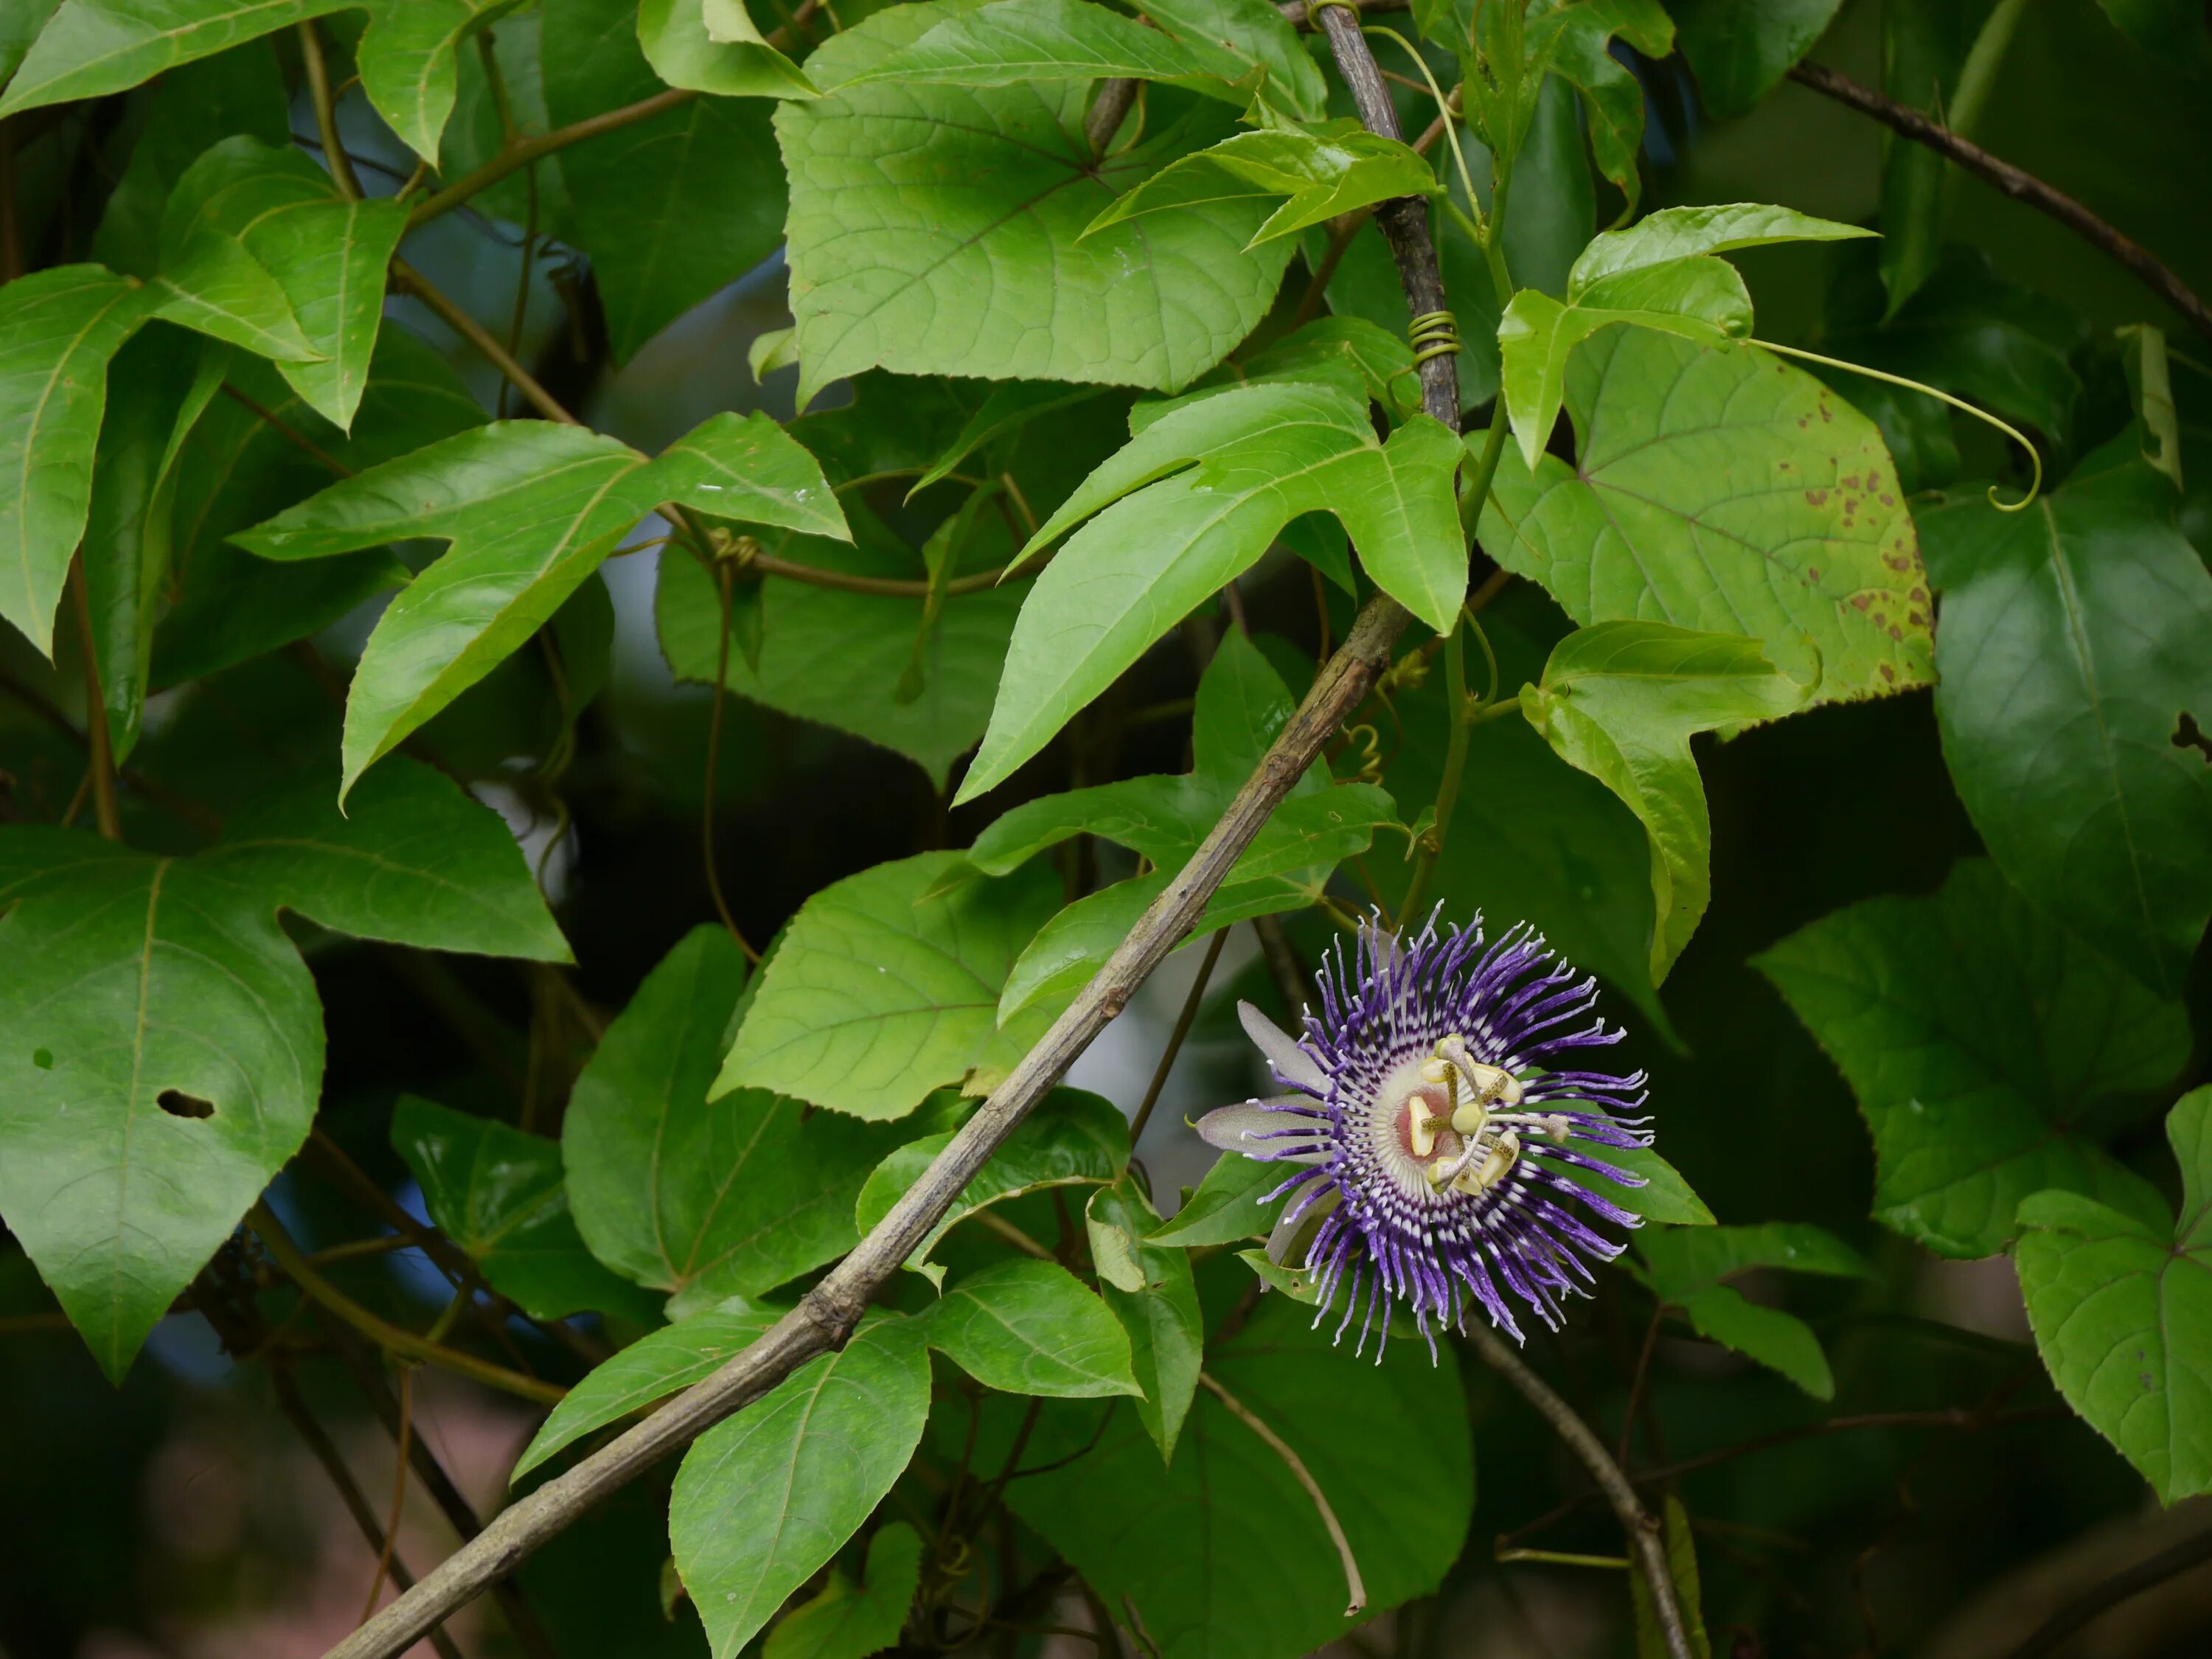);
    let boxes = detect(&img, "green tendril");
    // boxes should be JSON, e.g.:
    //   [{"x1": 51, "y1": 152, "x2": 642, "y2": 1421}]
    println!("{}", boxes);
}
[
  {"x1": 1363, "y1": 25, "x2": 1479, "y2": 226},
  {"x1": 1752, "y1": 339, "x2": 2044, "y2": 512}
]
